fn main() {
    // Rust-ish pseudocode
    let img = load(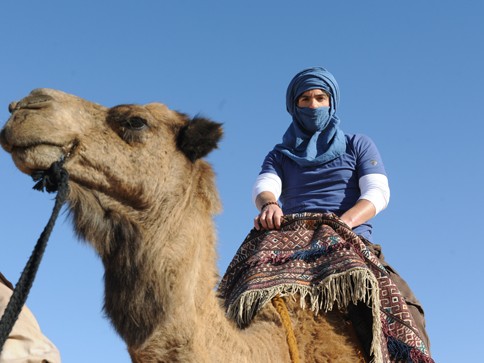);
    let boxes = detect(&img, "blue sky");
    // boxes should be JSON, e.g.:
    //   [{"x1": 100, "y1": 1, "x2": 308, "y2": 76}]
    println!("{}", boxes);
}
[{"x1": 0, "y1": 1, "x2": 482, "y2": 362}]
